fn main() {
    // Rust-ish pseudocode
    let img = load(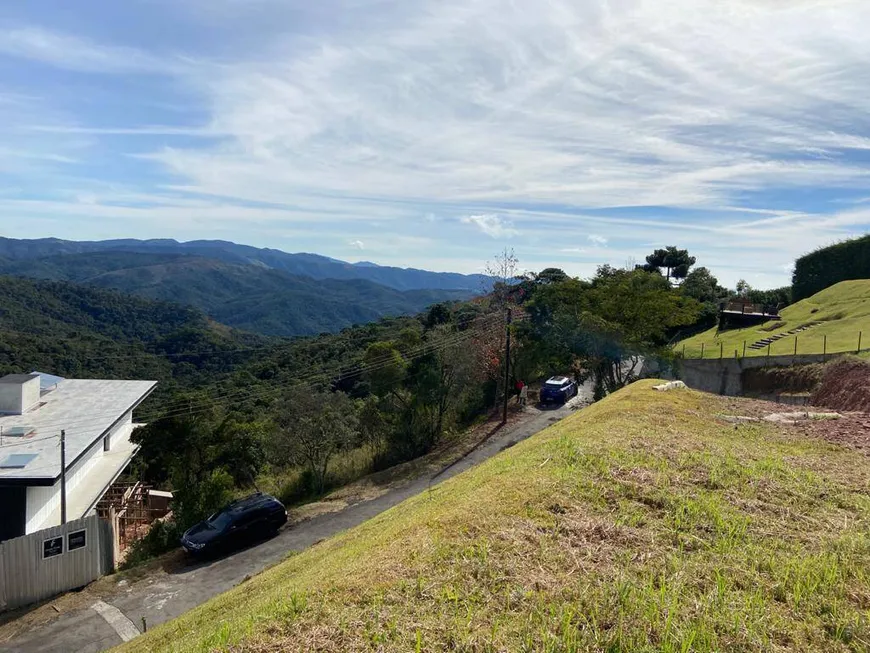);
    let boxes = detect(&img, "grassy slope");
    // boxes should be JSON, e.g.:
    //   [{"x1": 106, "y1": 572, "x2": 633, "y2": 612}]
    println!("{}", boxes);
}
[
  {"x1": 678, "y1": 280, "x2": 870, "y2": 359},
  {"x1": 118, "y1": 382, "x2": 870, "y2": 652}
]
